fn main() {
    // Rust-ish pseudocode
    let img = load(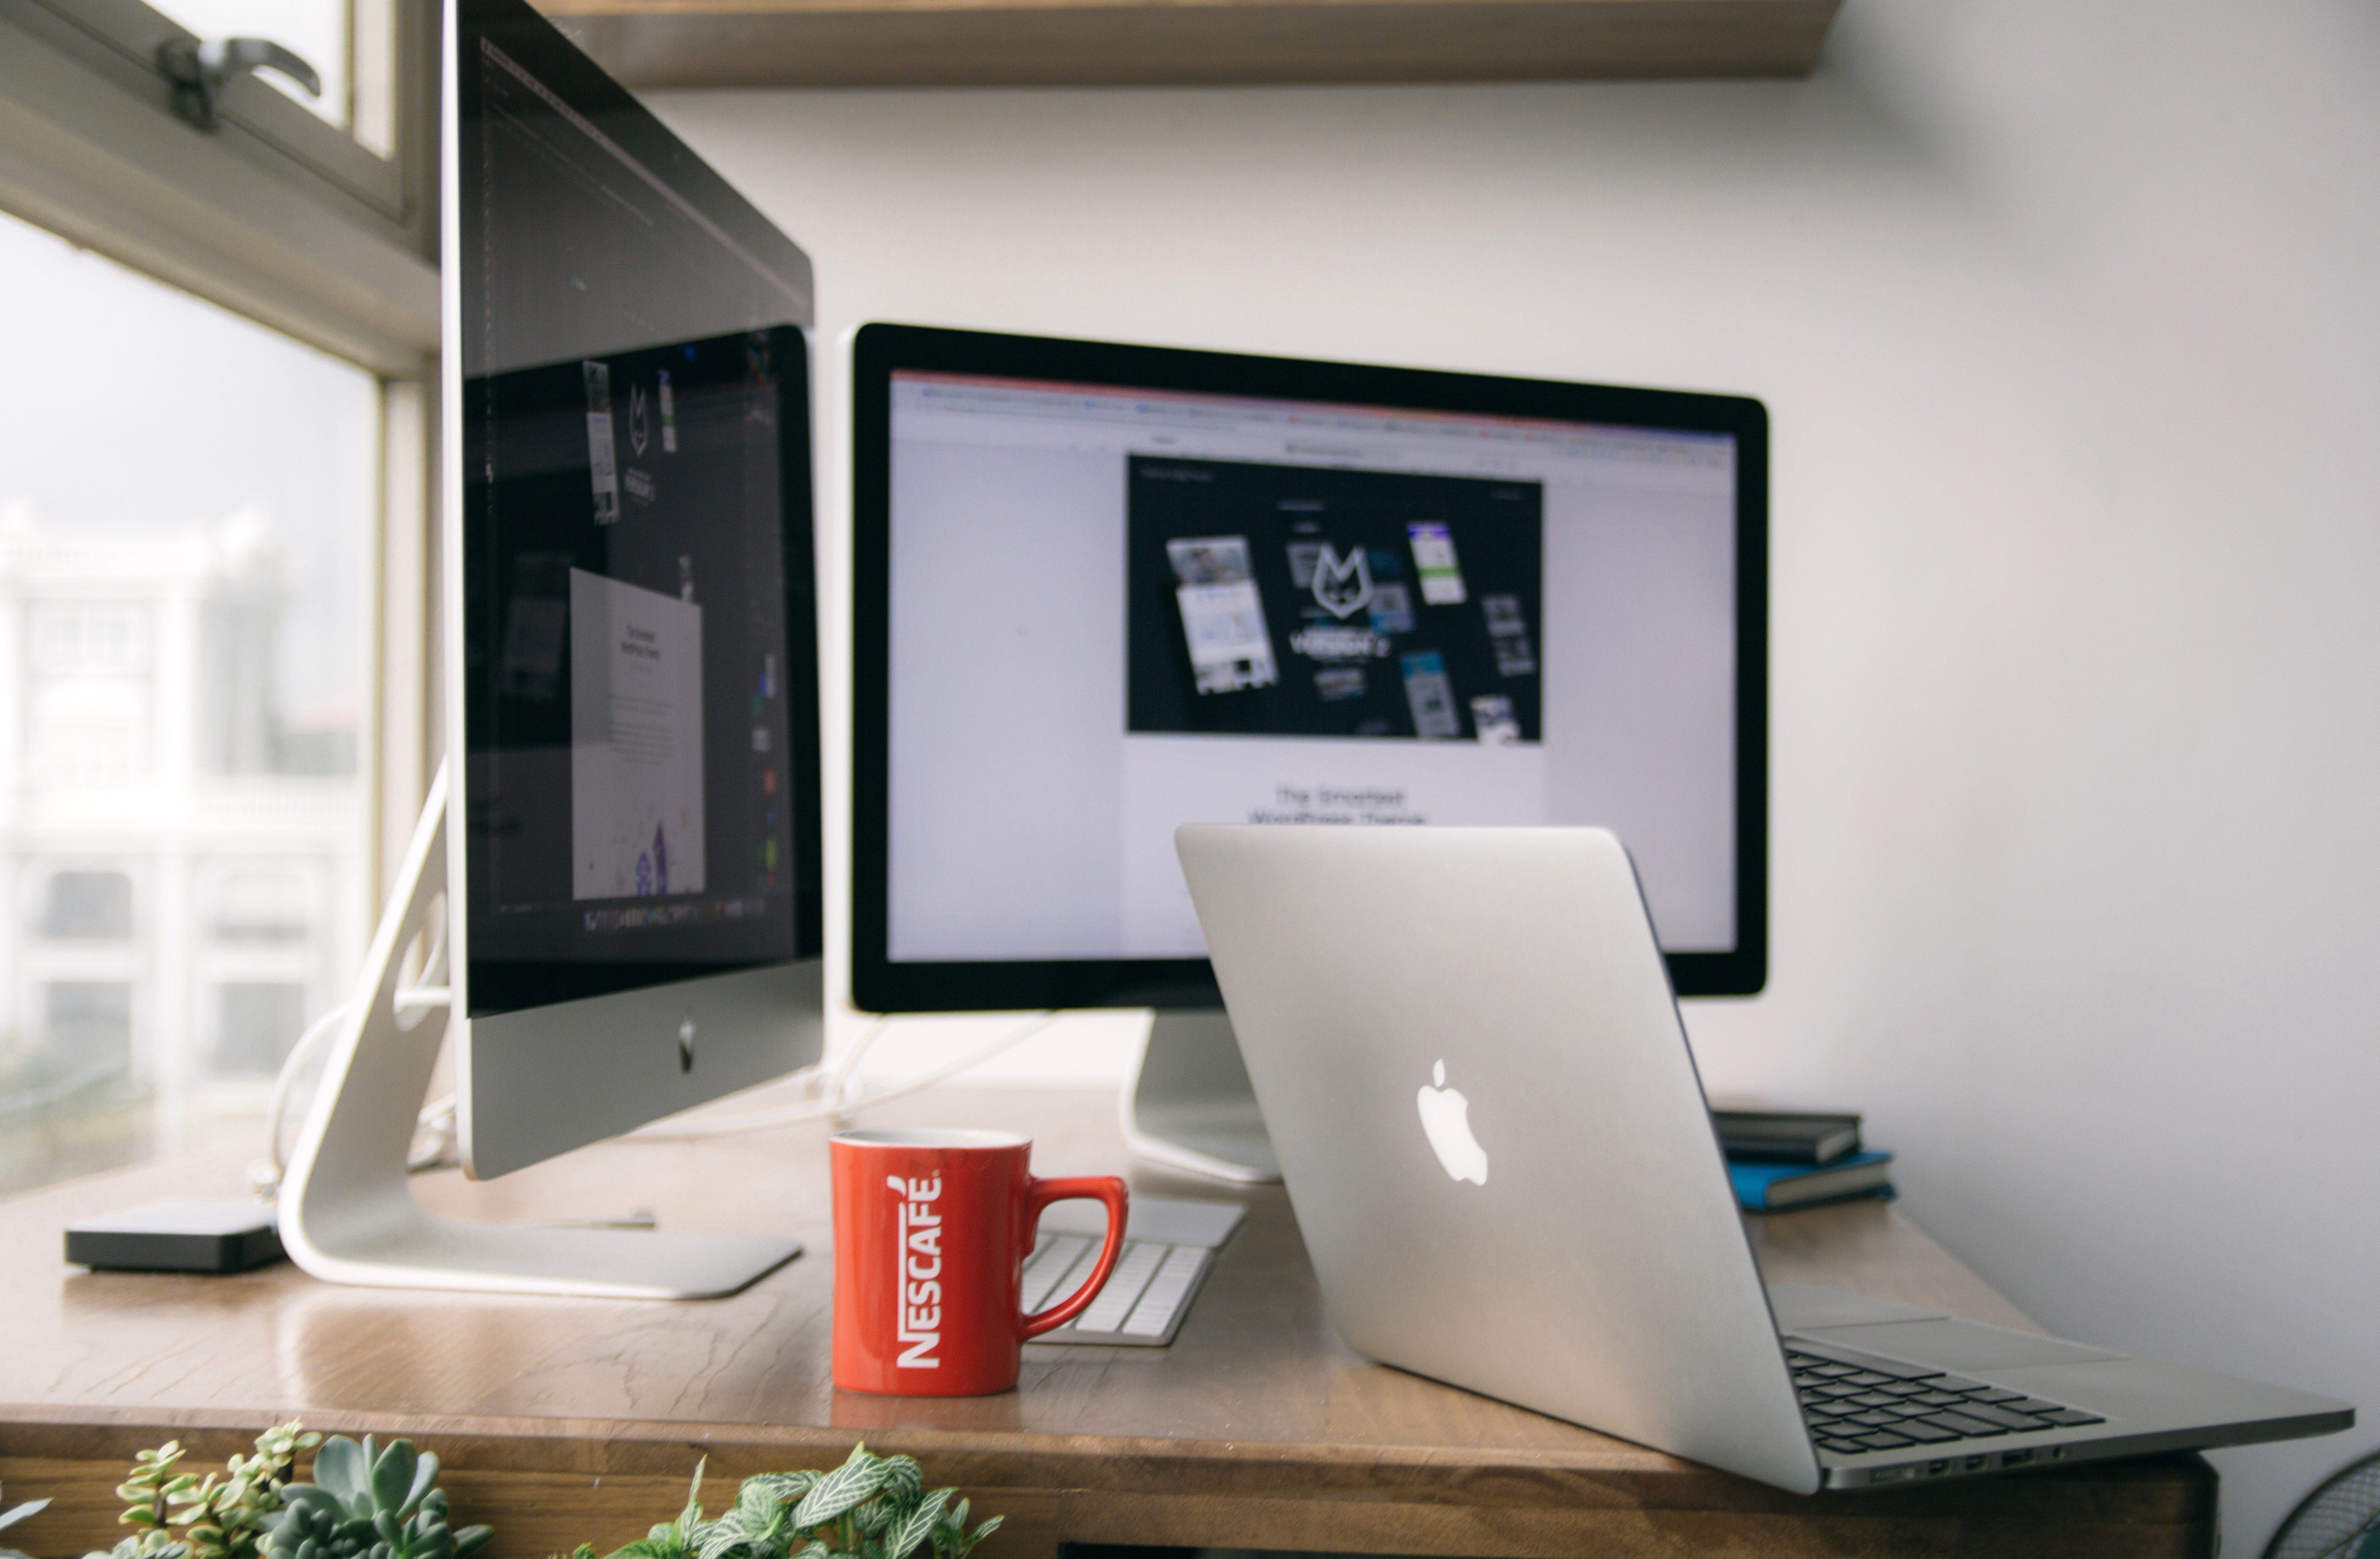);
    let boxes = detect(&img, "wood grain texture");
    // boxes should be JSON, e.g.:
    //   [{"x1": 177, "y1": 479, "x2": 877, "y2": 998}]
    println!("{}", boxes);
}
[
  {"x1": 0, "y1": 1086, "x2": 2211, "y2": 1559},
  {"x1": 526, "y1": 0, "x2": 1844, "y2": 89}
]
